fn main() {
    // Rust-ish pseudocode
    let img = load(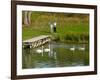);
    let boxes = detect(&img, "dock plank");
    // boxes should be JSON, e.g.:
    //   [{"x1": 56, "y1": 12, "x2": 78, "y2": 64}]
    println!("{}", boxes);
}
[{"x1": 23, "y1": 35, "x2": 50, "y2": 43}]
